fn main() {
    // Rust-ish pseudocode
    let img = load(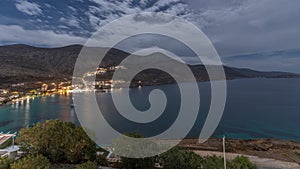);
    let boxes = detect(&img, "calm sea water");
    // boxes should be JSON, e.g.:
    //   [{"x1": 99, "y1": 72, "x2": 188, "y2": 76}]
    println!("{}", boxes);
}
[
  {"x1": 0, "y1": 78, "x2": 299, "y2": 141},
  {"x1": 0, "y1": 94, "x2": 78, "y2": 132}
]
